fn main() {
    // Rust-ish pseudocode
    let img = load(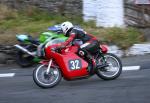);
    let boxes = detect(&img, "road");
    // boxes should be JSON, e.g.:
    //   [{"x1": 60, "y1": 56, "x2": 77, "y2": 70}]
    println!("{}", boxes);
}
[{"x1": 0, "y1": 55, "x2": 150, "y2": 103}]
